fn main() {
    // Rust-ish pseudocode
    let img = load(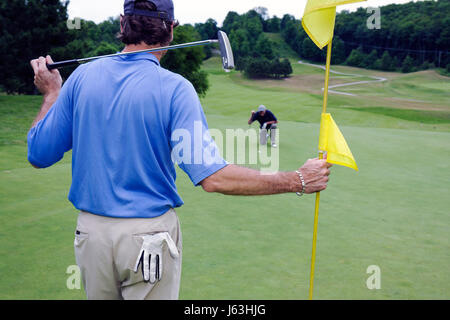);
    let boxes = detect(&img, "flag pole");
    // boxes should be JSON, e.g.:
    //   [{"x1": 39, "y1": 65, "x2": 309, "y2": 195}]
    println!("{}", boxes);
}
[{"x1": 309, "y1": 40, "x2": 333, "y2": 300}]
